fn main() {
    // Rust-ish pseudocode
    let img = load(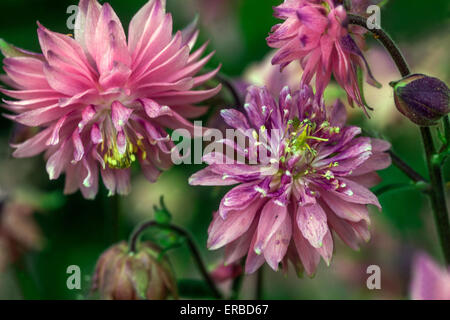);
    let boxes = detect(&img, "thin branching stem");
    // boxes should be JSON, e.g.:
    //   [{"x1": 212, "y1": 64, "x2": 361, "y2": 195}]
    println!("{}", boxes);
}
[
  {"x1": 129, "y1": 220, "x2": 223, "y2": 299},
  {"x1": 348, "y1": 14, "x2": 450, "y2": 265}
]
